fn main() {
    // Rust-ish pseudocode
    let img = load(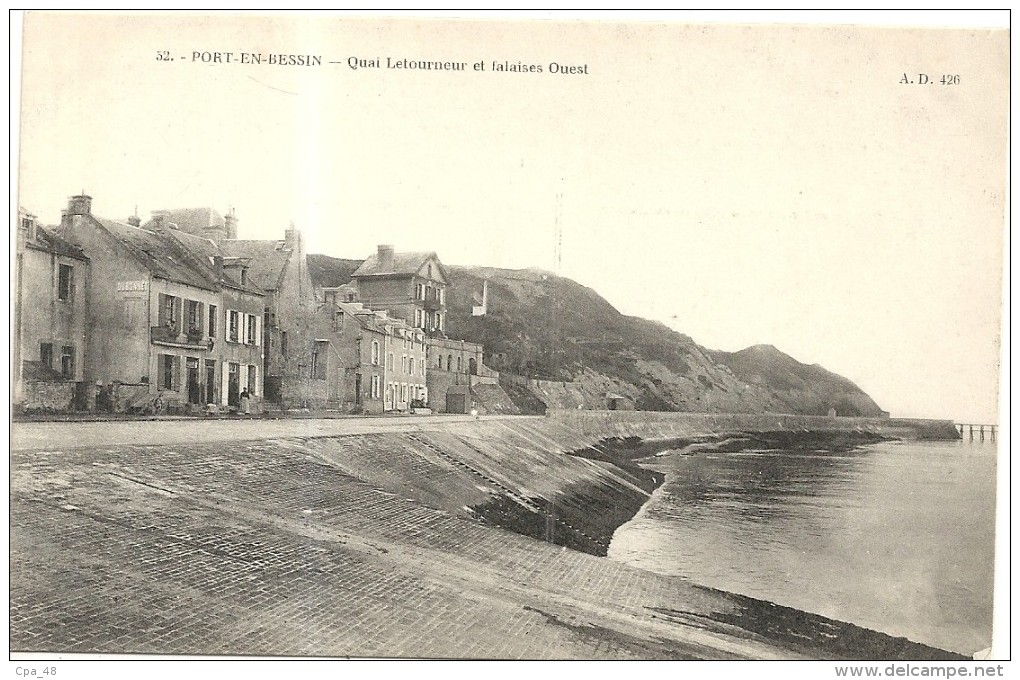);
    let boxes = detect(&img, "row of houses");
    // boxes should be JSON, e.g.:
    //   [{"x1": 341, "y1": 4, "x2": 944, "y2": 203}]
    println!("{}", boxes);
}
[{"x1": 14, "y1": 194, "x2": 498, "y2": 415}]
